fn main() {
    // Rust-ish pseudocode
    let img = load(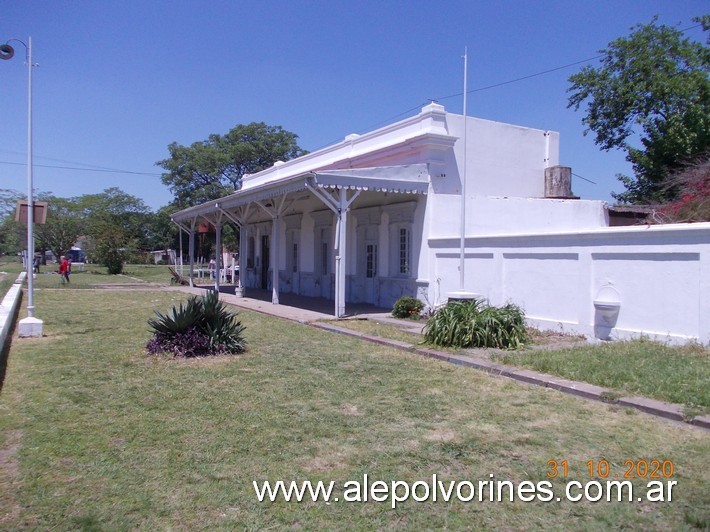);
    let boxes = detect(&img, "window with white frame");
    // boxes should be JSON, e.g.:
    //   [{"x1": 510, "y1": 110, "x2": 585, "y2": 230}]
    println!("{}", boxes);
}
[
  {"x1": 386, "y1": 202, "x2": 416, "y2": 278},
  {"x1": 398, "y1": 227, "x2": 410, "y2": 275}
]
